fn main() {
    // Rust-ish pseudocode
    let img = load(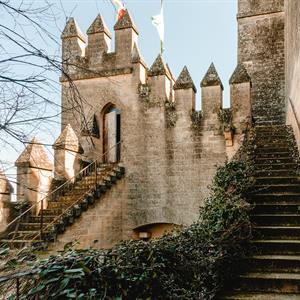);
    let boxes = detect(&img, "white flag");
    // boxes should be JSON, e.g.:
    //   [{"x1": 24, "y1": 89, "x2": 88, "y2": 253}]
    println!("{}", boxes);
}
[
  {"x1": 152, "y1": 1, "x2": 164, "y2": 53},
  {"x1": 111, "y1": 0, "x2": 126, "y2": 20}
]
